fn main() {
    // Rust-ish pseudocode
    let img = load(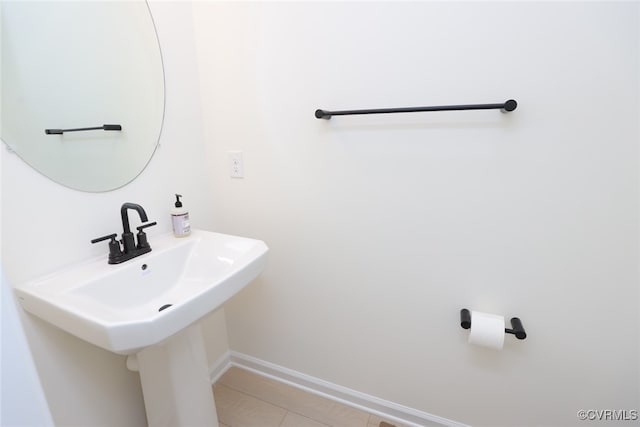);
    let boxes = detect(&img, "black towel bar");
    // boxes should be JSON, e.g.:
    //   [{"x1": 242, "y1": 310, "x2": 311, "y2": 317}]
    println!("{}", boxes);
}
[{"x1": 315, "y1": 100, "x2": 517, "y2": 120}]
